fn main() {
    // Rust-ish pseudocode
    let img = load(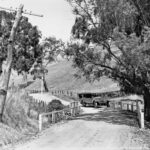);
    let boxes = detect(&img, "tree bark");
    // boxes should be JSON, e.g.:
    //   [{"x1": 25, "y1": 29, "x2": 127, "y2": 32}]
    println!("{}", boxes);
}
[
  {"x1": 22, "y1": 71, "x2": 28, "y2": 86},
  {"x1": 143, "y1": 87, "x2": 150, "y2": 120},
  {"x1": 43, "y1": 74, "x2": 49, "y2": 92},
  {"x1": 0, "y1": 5, "x2": 23, "y2": 122},
  {"x1": 41, "y1": 73, "x2": 49, "y2": 93}
]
